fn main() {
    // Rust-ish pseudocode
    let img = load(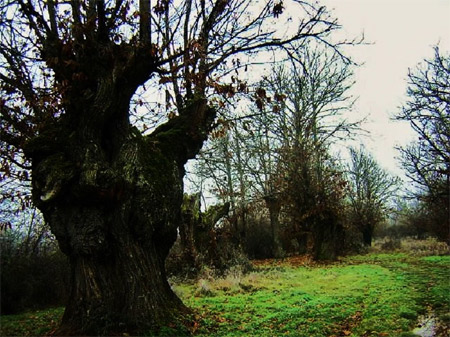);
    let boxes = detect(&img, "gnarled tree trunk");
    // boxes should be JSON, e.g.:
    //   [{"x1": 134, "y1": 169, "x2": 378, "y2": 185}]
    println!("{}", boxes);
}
[
  {"x1": 179, "y1": 194, "x2": 231, "y2": 272},
  {"x1": 28, "y1": 128, "x2": 183, "y2": 334},
  {"x1": 362, "y1": 226, "x2": 373, "y2": 247},
  {"x1": 25, "y1": 52, "x2": 214, "y2": 333}
]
